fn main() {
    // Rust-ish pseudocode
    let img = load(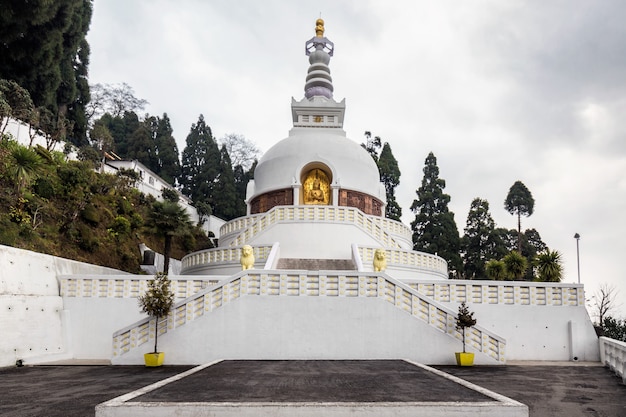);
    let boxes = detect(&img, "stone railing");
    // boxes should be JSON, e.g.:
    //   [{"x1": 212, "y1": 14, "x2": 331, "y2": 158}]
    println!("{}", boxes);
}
[
  {"x1": 58, "y1": 275, "x2": 220, "y2": 300},
  {"x1": 180, "y1": 245, "x2": 273, "y2": 272},
  {"x1": 358, "y1": 246, "x2": 448, "y2": 278},
  {"x1": 219, "y1": 214, "x2": 262, "y2": 237},
  {"x1": 600, "y1": 337, "x2": 626, "y2": 383},
  {"x1": 112, "y1": 271, "x2": 506, "y2": 363},
  {"x1": 406, "y1": 280, "x2": 584, "y2": 307},
  {"x1": 226, "y1": 205, "x2": 404, "y2": 249}
]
